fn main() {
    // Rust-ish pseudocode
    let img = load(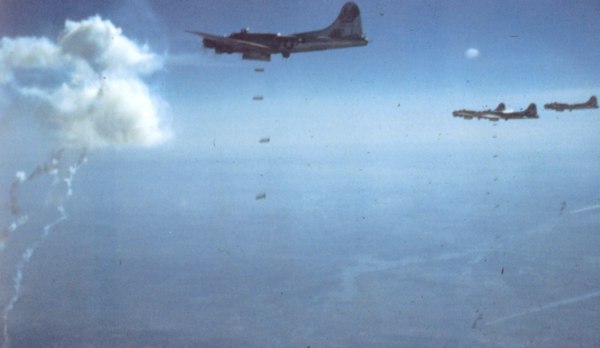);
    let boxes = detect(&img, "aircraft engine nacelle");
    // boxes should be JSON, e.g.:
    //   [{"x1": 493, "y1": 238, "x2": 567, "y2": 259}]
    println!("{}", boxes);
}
[{"x1": 242, "y1": 51, "x2": 271, "y2": 61}]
